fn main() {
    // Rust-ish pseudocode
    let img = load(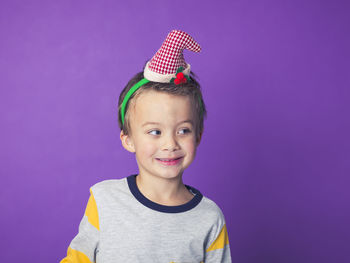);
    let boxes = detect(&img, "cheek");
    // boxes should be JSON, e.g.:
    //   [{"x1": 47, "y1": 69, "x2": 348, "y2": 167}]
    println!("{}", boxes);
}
[
  {"x1": 135, "y1": 139, "x2": 158, "y2": 157},
  {"x1": 183, "y1": 139, "x2": 197, "y2": 155}
]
